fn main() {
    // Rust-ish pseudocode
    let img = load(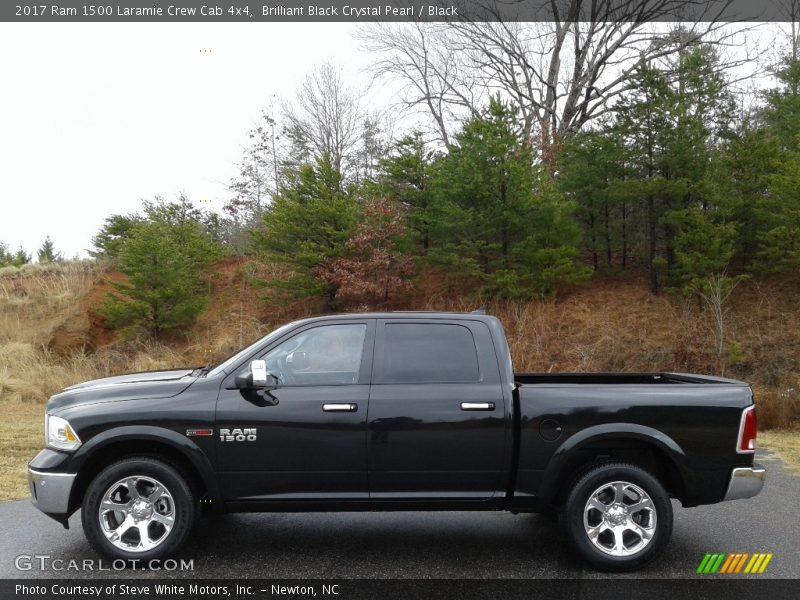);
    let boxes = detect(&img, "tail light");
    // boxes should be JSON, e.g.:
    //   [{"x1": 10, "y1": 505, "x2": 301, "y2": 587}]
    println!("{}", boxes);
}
[{"x1": 736, "y1": 405, "x2": 757, "y2": 454}]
